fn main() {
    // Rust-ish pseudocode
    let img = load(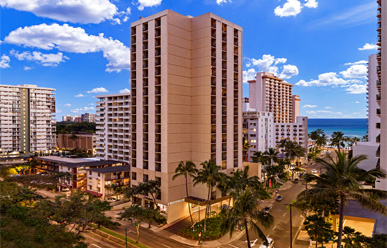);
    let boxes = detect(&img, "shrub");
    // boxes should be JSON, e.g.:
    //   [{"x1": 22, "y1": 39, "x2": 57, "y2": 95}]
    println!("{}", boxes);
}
[{"x1": 177, "y1": 214, "x2": 226, "y2": 240}]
